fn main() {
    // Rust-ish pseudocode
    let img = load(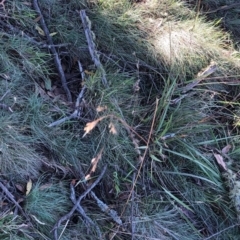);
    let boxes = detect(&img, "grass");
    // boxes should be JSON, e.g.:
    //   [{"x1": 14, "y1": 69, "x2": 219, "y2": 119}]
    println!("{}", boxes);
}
[
  {"x1": 195, "y1": 0, "x2": 240, "y2": 46},
  {"x1": 0, "y1": 0, "x2": 240, "y2": 239},
  {"x1": 24, "y1": 177, "x2": 72, "y2": 239}
]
